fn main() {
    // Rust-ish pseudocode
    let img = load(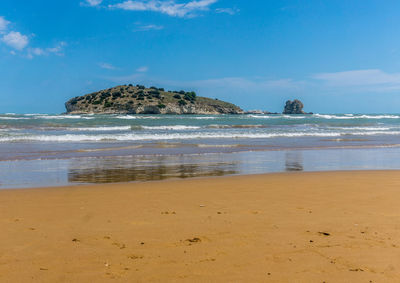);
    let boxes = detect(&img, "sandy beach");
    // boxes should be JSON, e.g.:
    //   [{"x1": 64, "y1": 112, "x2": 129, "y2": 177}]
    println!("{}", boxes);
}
[{"x1": 1, "y1": 171, "x2": 400, "y2": 282}]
